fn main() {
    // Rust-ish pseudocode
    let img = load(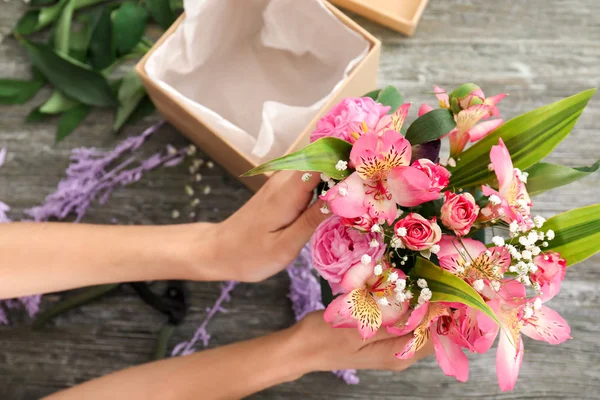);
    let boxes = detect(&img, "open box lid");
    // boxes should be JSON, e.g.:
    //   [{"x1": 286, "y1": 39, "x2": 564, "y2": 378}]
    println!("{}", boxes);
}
[{"x1": 328, "y1": 0, "x2": 428, "y2": 36}]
